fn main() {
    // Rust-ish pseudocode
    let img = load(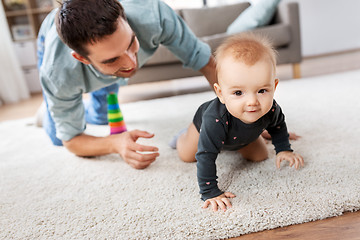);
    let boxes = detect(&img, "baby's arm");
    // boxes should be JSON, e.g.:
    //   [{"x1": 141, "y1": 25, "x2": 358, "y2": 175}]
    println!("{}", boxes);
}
[
  {"x1": 196, "y1": 113, "x2": 231, "y2": 211},
  {"x1": 202, "y1": 192, "x2": 236, "y2": 212},
  {"x1": 266, "y1": 101, "x2": 304, "y2": 169},
  {"x1": 276, "y1": 151, "x2": 304, "y2": 169}
]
